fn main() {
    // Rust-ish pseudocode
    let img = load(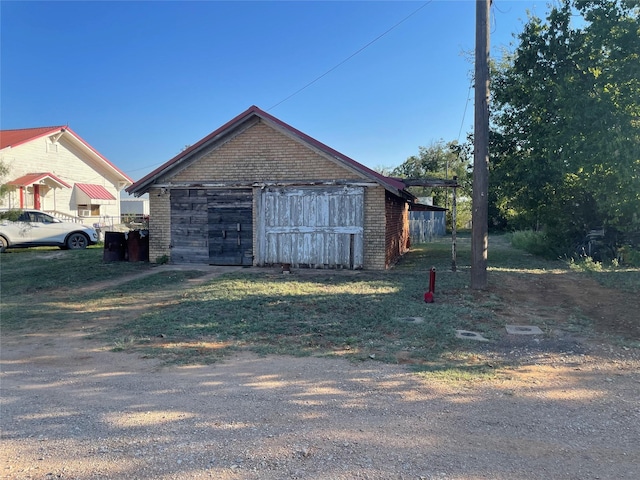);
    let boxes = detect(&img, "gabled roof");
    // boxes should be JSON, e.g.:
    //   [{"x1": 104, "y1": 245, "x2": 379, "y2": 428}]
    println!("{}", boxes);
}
[
  {"x1": 127, "y1": 105, "x2": 412, "y2": 199},
  {"x1": 7, "y1": 172, "x2": 71, "y2": 189},
  {"x1": 0, "y1": 126, "x2": 66, "y2": 149},
  {"x1": 0, "y1": 126, "x2": 134, "y2": 185}
]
